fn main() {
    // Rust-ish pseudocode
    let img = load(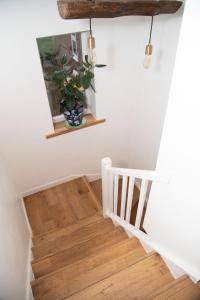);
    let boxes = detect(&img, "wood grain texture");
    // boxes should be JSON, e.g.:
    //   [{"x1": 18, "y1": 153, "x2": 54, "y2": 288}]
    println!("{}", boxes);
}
[
  {"x1": 32, "y1": 227, "x2": 127, "y2": 278},
  {"x1": 26, "y1": 177, "x2": 200, "y2": 300},
  {"x1": 32, "y1": 218, "x2": 114, "y2": 260},
  {"x1": 57, "y1": 0, "x2": 183, "y2": 19},
  {"x1": 150, "y1": 275, "x2": 200, "y2": 300},
  {"x1": 90, "y1": 179, "x2": 102, "y2": 206},
  {"x1": 82, "y1": 176, "x2": 102, "y2": 212},
  {"x1": 32, "y1": 238, "x2": 145, "y2": 300},
  {"x1": 46, "y1": 114, "x2": 105, "y2": 138},
  {"x1": 24, "y1": 177, "x2": 99, "y2": 236},
  {"x1": 67, "y1": 253, "x2": 174, "y2": 300},
  {"x1": 32, "y1": 214, "x2": 102, "y2": 246}
]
